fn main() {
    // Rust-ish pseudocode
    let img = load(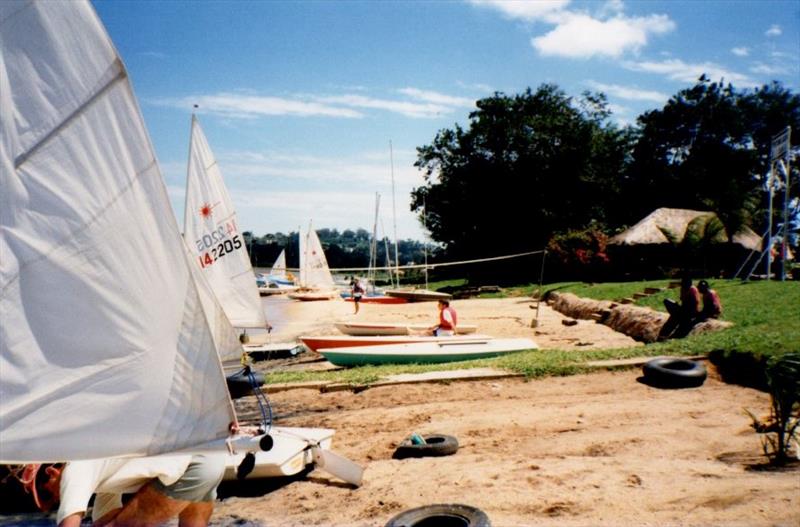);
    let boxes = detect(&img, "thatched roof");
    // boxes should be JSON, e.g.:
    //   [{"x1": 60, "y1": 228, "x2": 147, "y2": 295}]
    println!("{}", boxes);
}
[{"x1": 609, "y1": 207, "x2": 762, "y2": 251}]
